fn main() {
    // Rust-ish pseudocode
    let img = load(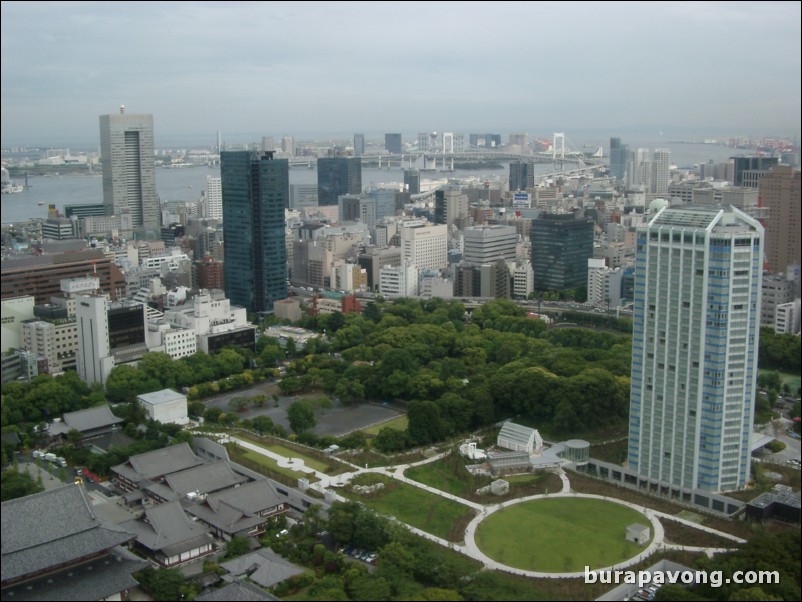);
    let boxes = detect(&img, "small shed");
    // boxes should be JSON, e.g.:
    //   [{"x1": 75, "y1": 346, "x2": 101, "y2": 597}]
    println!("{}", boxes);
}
[{"x1": 625, "y1": 523, "x2": 651, "y2": 545}]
